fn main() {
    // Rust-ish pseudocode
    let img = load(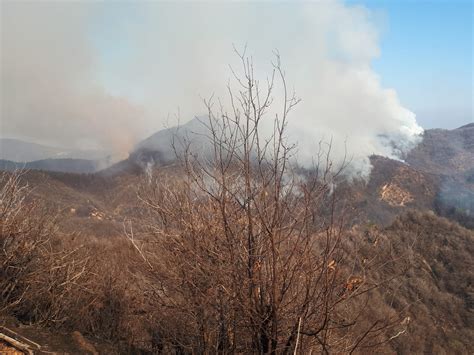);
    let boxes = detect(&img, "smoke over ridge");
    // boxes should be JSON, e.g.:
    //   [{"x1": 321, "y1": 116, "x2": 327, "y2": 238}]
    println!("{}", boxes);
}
[{"x1": 1, "y1": 1, "x2": 423, "y2": 174}]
